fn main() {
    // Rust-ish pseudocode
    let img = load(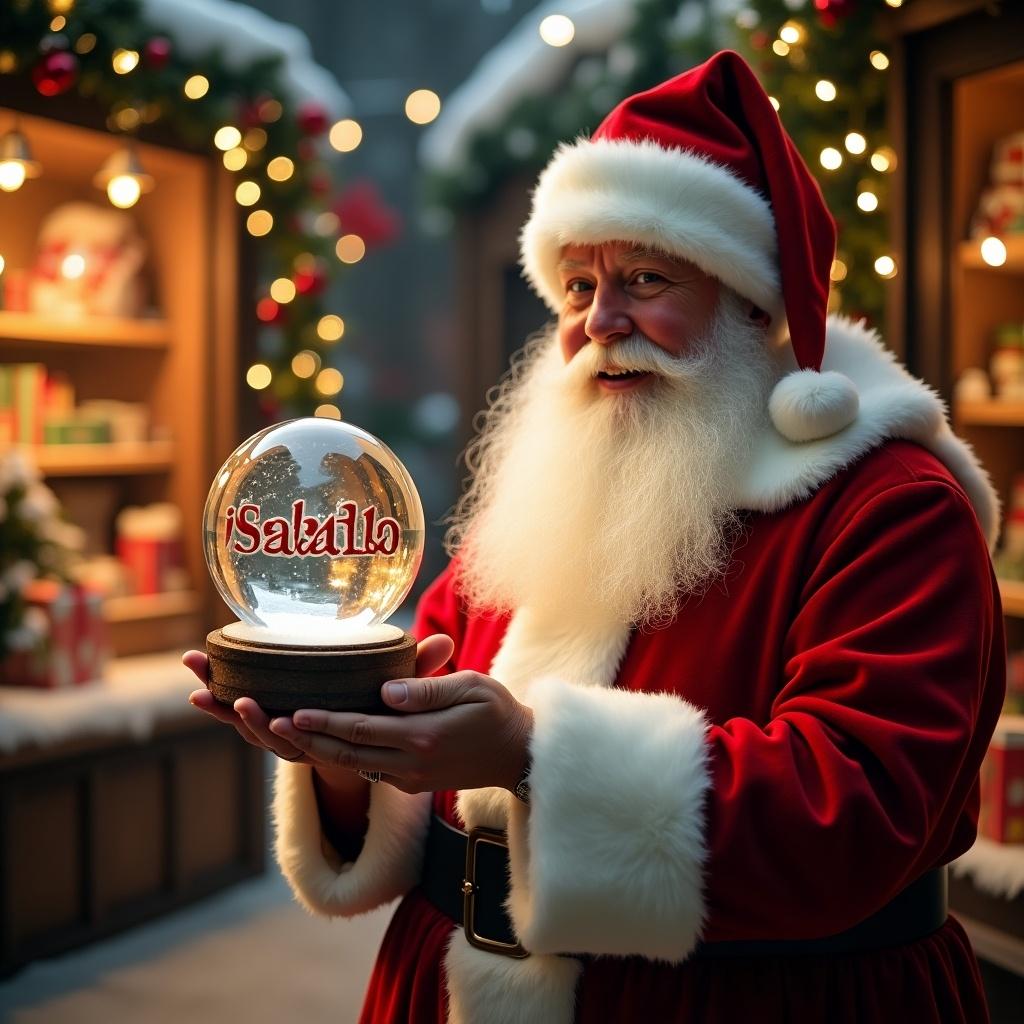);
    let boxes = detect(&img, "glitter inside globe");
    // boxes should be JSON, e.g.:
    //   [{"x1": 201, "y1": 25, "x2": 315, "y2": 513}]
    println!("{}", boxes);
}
[{"x1": 204, "y1": 418, "x2": 424, "y2": 647}]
